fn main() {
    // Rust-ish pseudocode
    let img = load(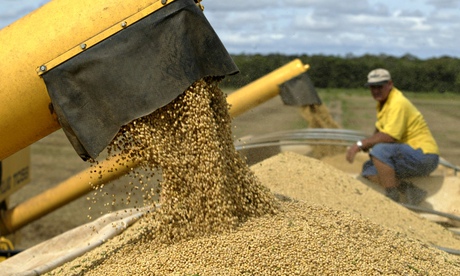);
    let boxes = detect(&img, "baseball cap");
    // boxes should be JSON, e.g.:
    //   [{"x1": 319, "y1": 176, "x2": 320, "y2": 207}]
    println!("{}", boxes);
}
[{"x1": 365, "y1": 68, "x2": 391, "y2": 86}]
